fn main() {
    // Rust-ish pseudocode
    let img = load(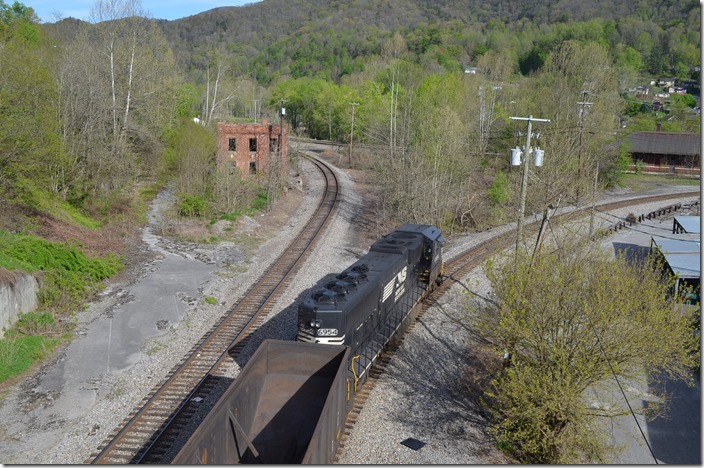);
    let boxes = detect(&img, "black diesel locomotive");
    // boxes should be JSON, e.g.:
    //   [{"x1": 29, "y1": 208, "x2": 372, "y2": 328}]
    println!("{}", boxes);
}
[
  {"x1": 297, "y1": 224, "x2": 443, "y2": 386},
  {"x1": 173, "y1": 225, "x2": 445, "y2": 464}
]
